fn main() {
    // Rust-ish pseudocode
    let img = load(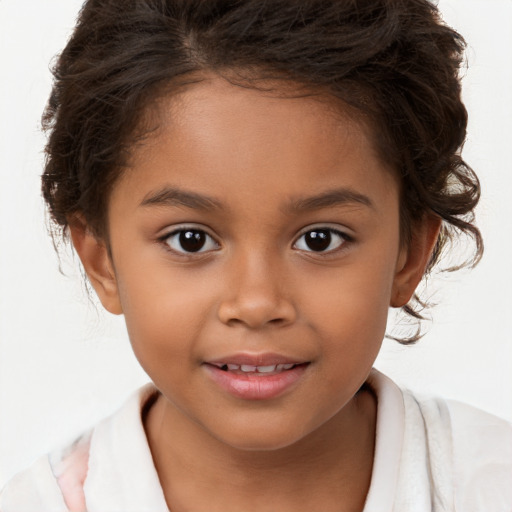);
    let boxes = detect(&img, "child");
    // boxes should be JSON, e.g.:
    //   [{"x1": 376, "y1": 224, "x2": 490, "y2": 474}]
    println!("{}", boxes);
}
[{"x1": 1, "y1": 0, "x2": 511, "y2": 510}]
